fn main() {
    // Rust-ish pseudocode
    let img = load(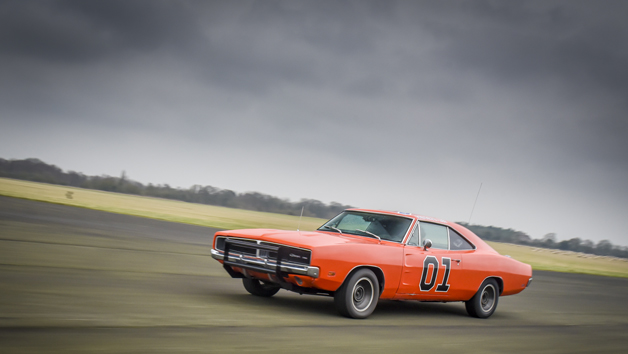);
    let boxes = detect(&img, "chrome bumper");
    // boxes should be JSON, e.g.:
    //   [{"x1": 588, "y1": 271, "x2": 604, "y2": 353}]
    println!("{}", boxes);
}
[{"x1": 211, "y1": 249, "x2": 320, "y2": 278}]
